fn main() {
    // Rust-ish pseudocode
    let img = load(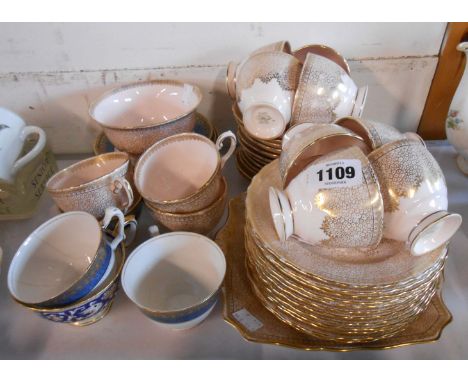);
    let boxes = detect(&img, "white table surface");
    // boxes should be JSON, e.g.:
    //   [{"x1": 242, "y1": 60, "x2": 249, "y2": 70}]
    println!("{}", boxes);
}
[{"x1": 1, "y1": 140, "x2": 467, "y2": 359}]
